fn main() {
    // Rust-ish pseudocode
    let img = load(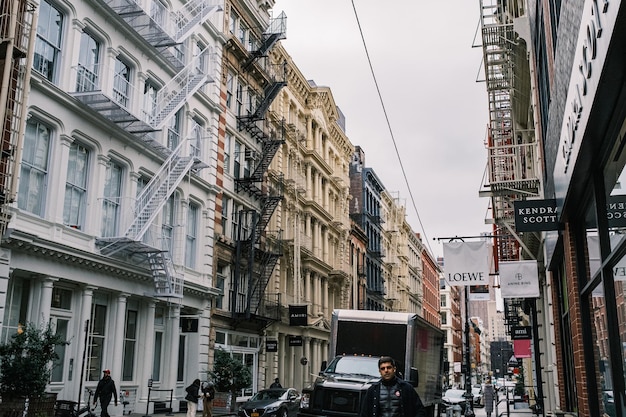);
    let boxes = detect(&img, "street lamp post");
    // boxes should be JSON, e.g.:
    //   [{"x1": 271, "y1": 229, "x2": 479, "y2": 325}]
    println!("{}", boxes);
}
[{"x1": 464, "y1": 287, "x2": 475, "y2": 417}]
